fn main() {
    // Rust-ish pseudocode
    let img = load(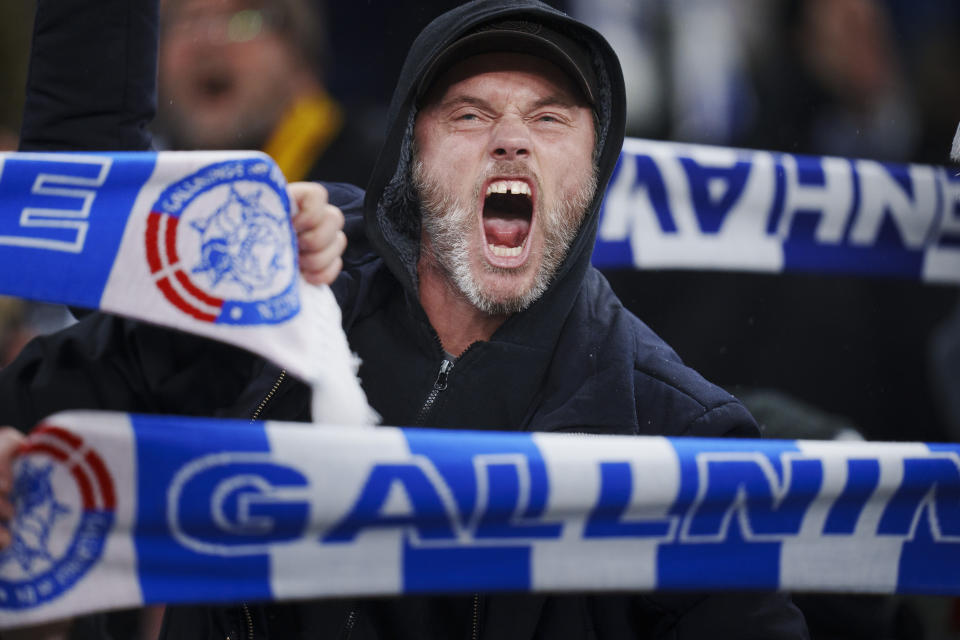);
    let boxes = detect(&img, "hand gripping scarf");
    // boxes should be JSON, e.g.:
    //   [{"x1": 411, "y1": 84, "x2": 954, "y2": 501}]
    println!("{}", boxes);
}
[{"x1": 0, "y1": 150, "x2": 377, "y2": 427}]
